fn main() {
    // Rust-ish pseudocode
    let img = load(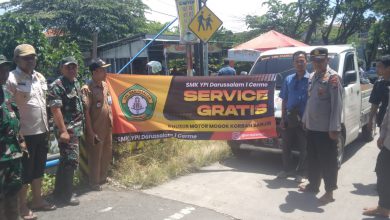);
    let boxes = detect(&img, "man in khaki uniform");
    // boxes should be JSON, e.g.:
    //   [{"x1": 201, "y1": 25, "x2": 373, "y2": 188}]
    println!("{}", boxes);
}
[
  {"x1": 300, "y1": 47, "x2": 343, "y2": 205},
  {"x1": 82, "y1": 58, "x2": 112, "y2": 191}
]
